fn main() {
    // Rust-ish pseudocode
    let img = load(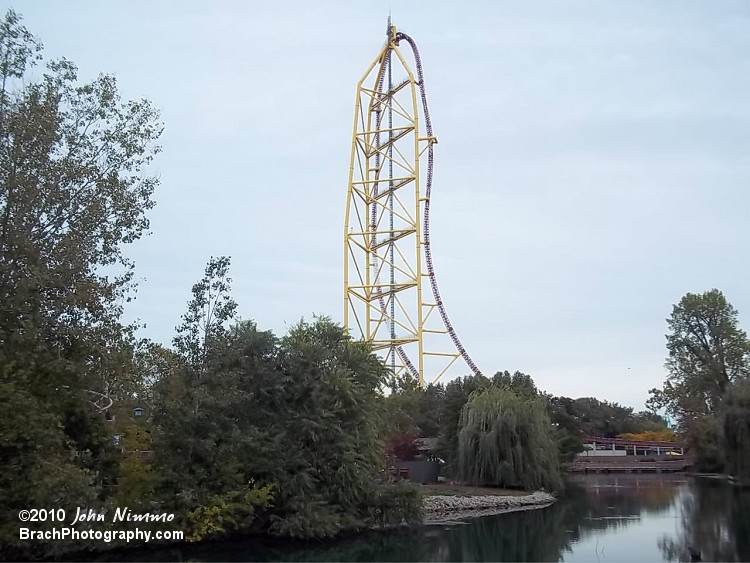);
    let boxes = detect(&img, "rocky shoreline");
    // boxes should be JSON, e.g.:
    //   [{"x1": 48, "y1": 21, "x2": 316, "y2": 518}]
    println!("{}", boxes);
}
[{"x1": 423, "y1": 491, "x2": 557, "y2": 523}]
